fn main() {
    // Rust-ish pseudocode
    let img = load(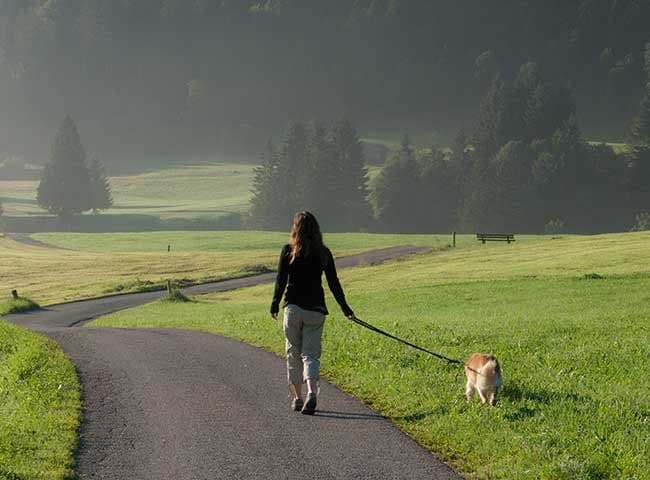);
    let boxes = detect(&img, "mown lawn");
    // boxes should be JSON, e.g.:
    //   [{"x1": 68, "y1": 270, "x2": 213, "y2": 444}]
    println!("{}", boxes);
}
[
  {"x1": 0, "y1": 319, "x2": 81, "y2": 479},
  {"x1": 91, "y1": 232, "x2": 650, "y2": 479}
]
